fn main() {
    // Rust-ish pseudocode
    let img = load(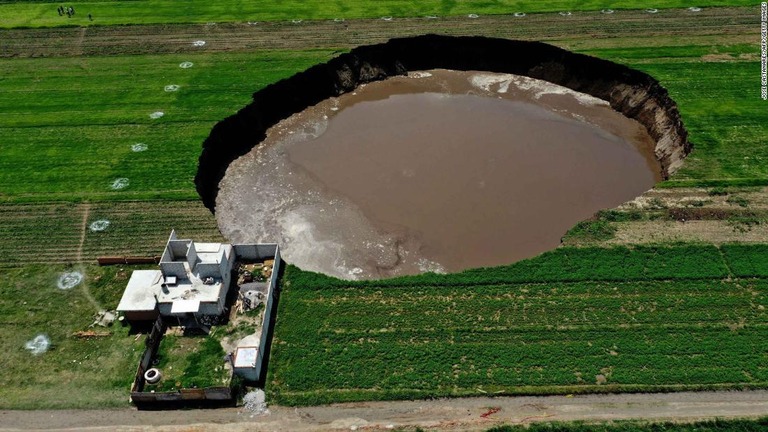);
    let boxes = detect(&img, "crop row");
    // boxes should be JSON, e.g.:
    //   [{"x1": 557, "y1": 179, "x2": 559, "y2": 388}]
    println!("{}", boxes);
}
[
  {"x1": 0, "y1": 200, "x2": 221, "y2": 266},
  {"x1": 282, "y1": 281, "x2": 767, "y2": 334},
  {"x1": 269, "y1": 276, "x2": 768, "y2": 404}
]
